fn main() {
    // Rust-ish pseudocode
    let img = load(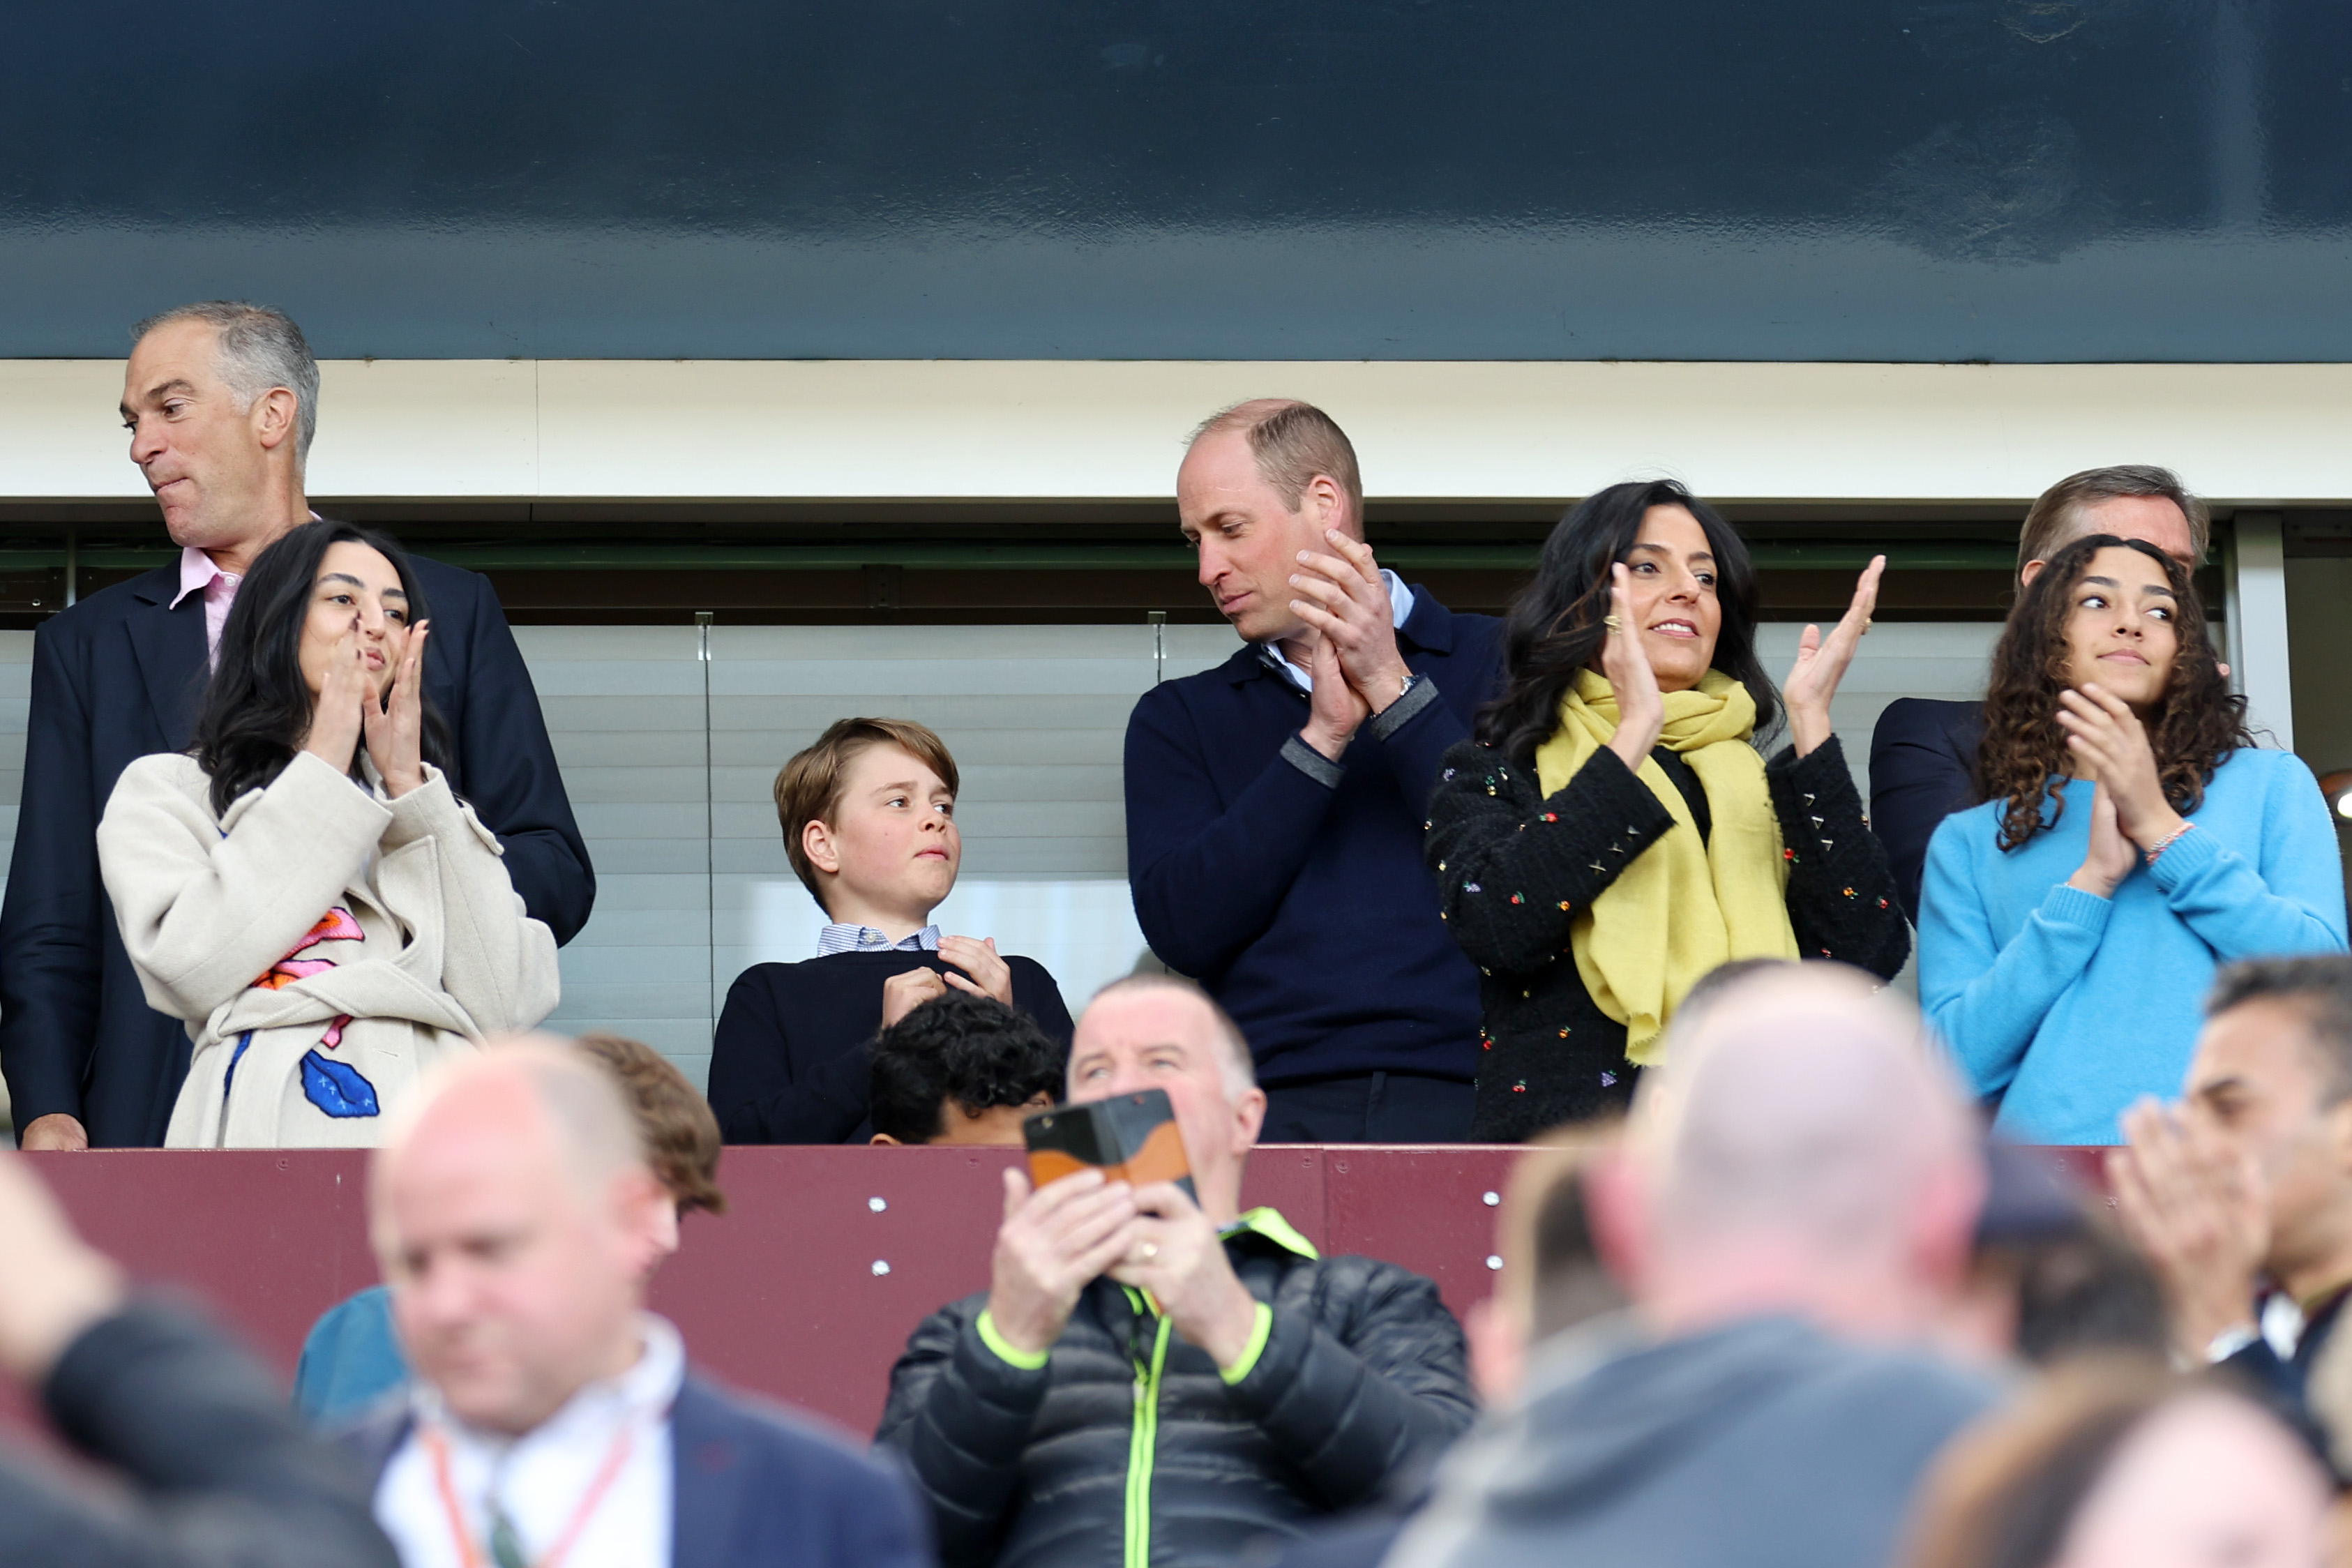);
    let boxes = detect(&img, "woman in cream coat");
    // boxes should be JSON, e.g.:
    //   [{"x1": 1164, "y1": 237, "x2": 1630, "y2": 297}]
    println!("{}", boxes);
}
[{"x1": 98, "y1": 522, "x2": 559, "y2": 1147}]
